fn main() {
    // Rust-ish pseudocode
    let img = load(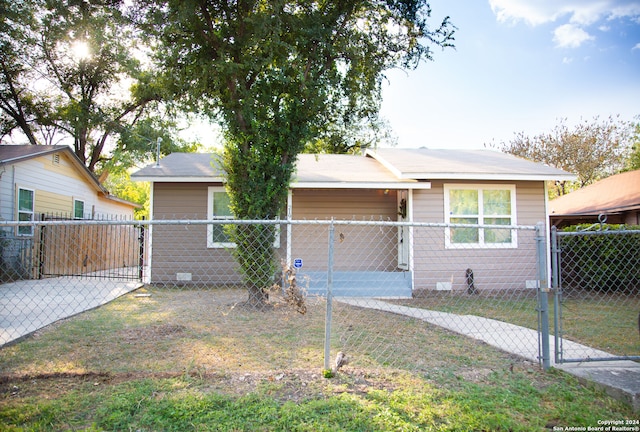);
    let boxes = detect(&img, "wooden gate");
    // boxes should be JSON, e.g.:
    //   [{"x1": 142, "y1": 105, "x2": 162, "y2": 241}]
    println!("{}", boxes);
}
[{"x1": 34, "y1": 219, "x2": 144, "y2": 281}]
